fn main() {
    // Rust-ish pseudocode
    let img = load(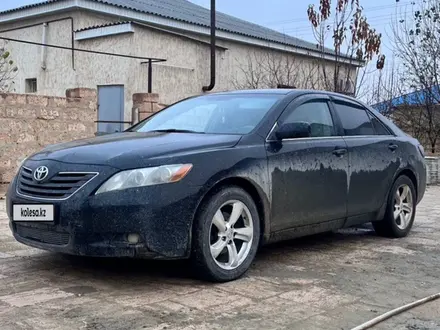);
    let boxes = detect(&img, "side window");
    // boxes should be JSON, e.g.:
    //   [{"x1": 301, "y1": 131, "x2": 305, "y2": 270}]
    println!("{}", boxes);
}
[
  {"x1": 369, "y1": 115, "x2": 392, "y2": 135},
  {"x1": 283, "y1": 101, "x2": 335, "y2": 137},
  {"x1": 333, "y1": 101, "x2": 375, "y2": 136}
]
